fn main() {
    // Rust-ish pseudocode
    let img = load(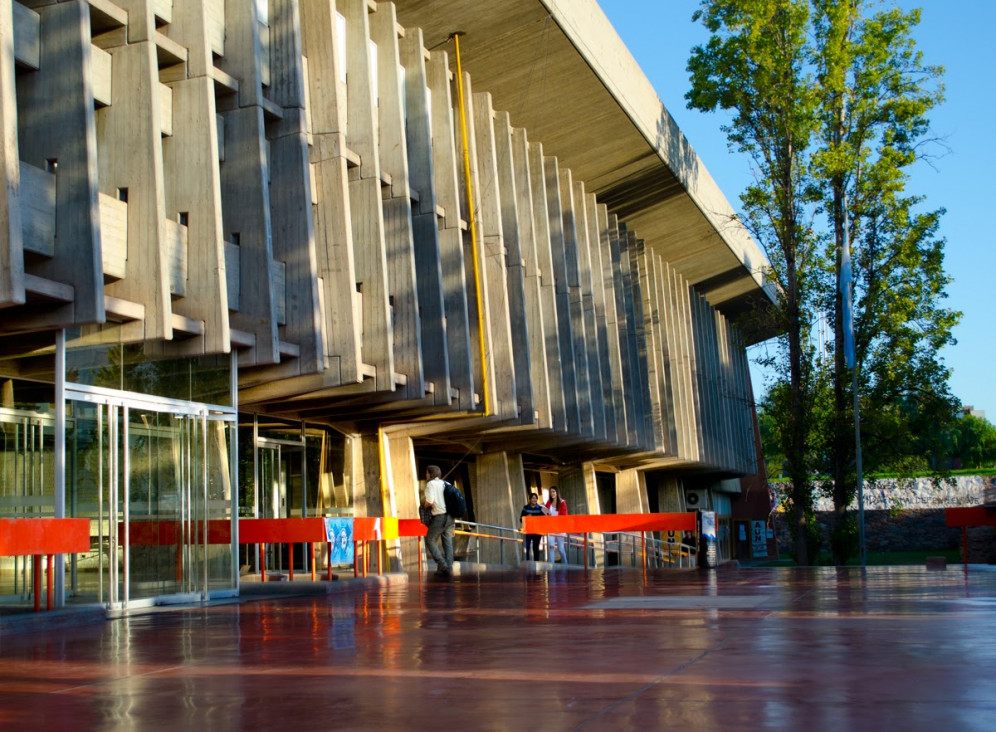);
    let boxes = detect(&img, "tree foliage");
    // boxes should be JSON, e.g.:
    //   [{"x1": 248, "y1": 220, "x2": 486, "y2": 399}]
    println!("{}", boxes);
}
[
  {"x1": 688, "y1": 0, "x2": 821, "y2": 565},
  {"x1": 688, "y1": 0, "x2": 958, "y2": 564}
]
